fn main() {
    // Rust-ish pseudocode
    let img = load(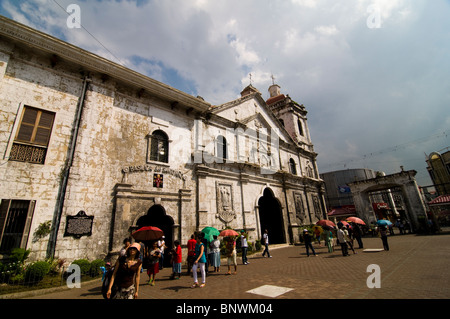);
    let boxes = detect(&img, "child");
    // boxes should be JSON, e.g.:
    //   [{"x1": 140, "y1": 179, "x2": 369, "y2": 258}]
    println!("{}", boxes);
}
[
  {"x1": 170, "y1": 240, "x2": 182, "y2": 279},
  {"x1": 226, "y1": 236, "x2": 237, "y2": 275}
]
